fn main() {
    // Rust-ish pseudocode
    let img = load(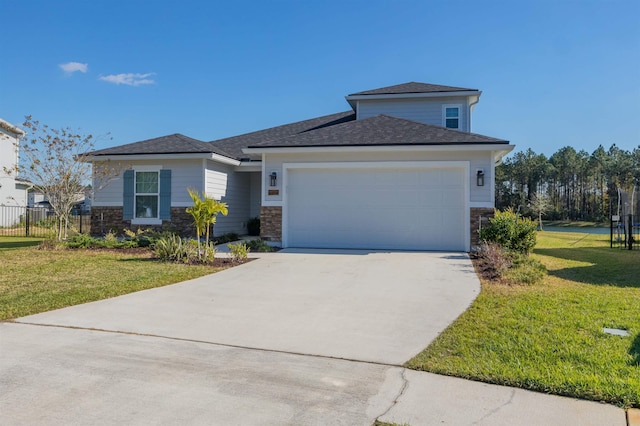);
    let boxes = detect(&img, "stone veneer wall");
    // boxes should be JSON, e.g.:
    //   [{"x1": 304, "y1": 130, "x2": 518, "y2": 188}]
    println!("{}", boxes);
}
[
  {"x1": 90, "y1": 206, "x2": 195, "y2": 237},
  {"x1": 260, "y1": 206, "x2": 282, "y2": 241},
  {"x1": 470, "y1": 207, "x2": 495, "y2": 249}
]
